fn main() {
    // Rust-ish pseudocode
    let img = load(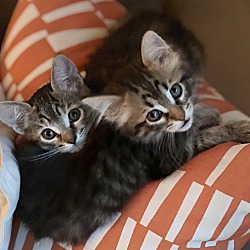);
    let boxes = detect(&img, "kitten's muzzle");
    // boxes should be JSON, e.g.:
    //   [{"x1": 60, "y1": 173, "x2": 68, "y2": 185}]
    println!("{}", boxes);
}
[
  {"x1": 61, "y1": 130, "x2": 77, "y2": 144},
  {"x1": 169, "y1": 106, "x2": 185, "y2": 121}
]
